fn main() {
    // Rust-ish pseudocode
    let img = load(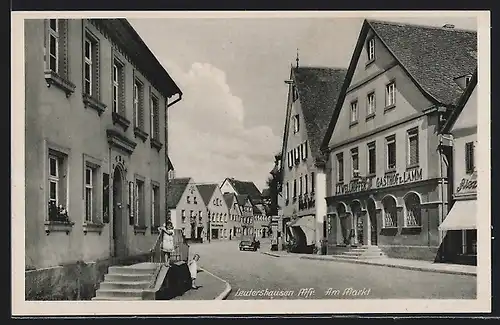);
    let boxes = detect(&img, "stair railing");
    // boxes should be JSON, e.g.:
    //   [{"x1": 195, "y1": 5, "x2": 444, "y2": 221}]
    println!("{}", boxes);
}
[{"x1": 149, "y1": 231, "x2": 163, "y2": 263}]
